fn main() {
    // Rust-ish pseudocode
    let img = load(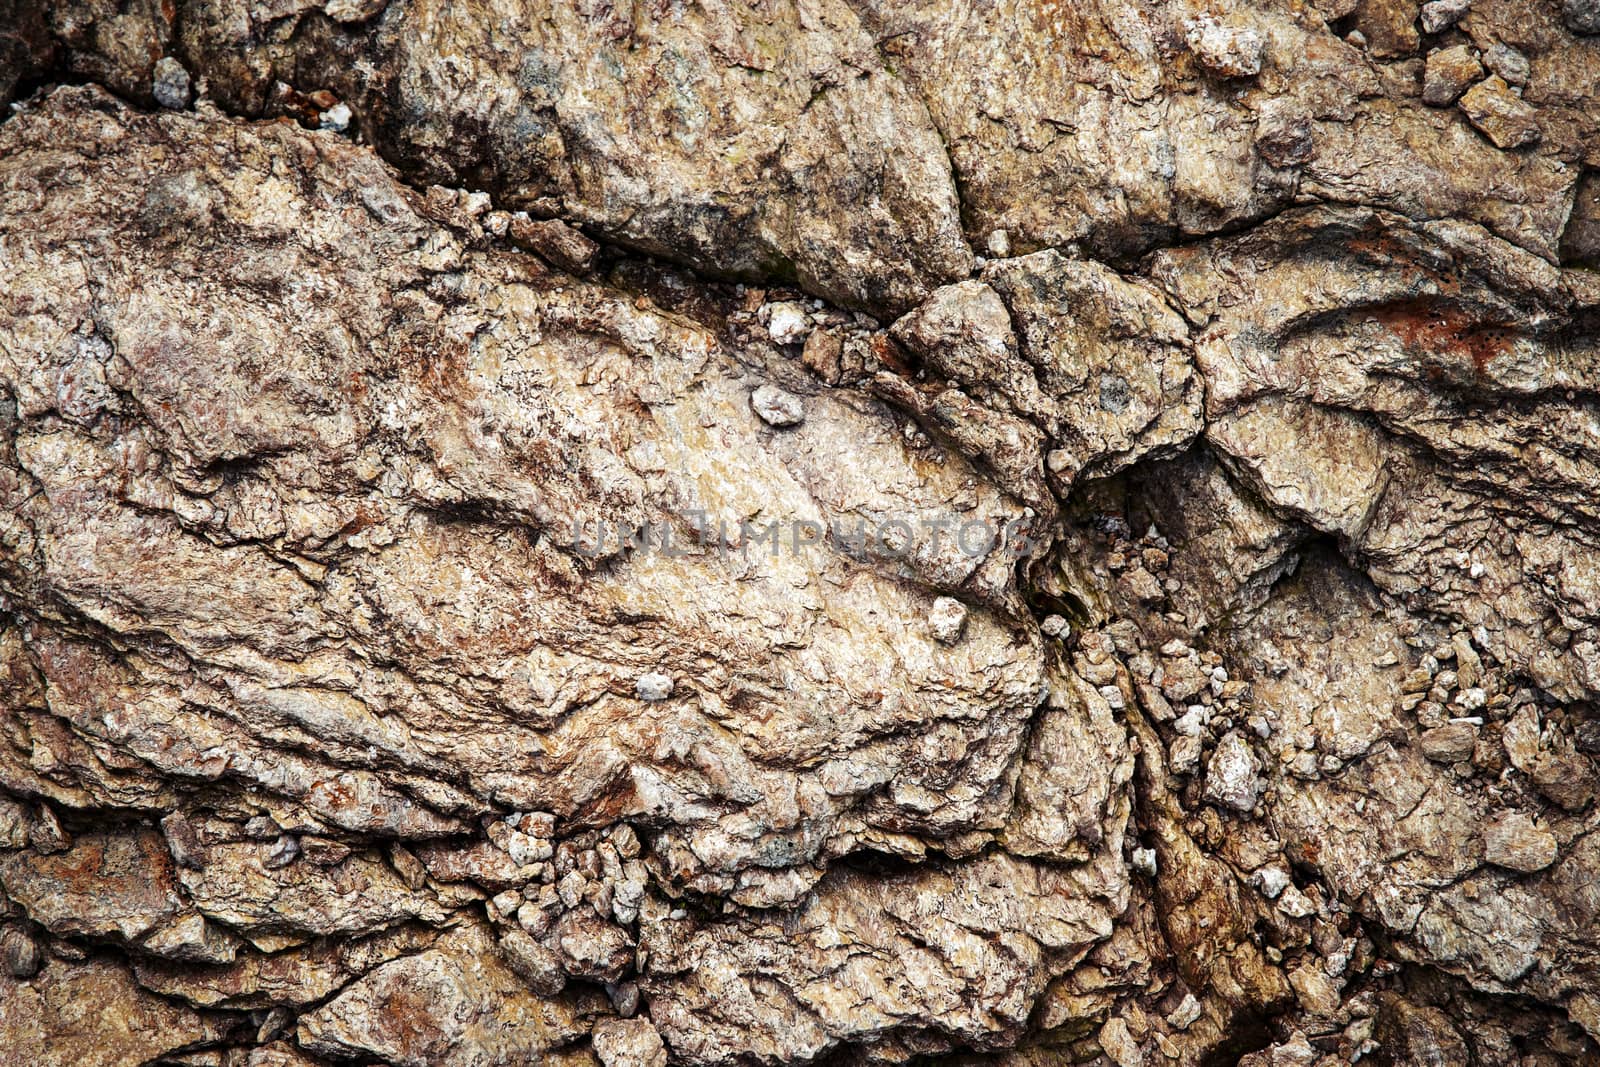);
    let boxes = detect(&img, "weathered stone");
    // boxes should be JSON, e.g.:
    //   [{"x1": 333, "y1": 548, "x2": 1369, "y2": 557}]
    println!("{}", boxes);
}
[
  {"x1": 1205, "y1": 732, "x2": 1262, "y2": 814},
  {"x1": 1458, "y1": 76, "x2": 1542, "y2": 149},
  {"x1": 1420, "y1": 0, "x2": 1471, "y2": 33},
  {"x1": 150, "y1": 56, "x2": 190, "y2": 110},
  {"x1": 7, "y1": 4, "x2": 1600, "y2": 1064},
  {"x1": 1422, "y1": 46, "x2": 1484, "y2": 106},
  {"x1": 593, "y1": 1018, "x2": 669, "y2": 1067},
  {"x1": 509, "y1": 216, "x2": 598, "y2": 275},
  {"x1": 298, "y1": 923, "x2": 603, "y2": 1065},
  {"x1": 1563, "y1": 0, "x2": 1600, "y2": 34},
  {"x1": 1419, "y1": 723, "x2": 1478, "y2": 763},
  {"x1": 1484, "y1": 812, "x2": 1559, "y2": 872}
]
